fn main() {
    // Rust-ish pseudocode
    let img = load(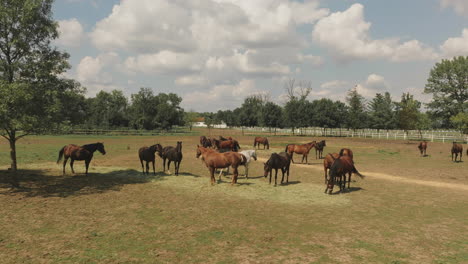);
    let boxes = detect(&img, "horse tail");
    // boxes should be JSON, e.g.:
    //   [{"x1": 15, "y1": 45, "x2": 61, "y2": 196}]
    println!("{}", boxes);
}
[
  {"x1": 352, "y1": 165, "x2": 365, "y2": 179},
  {"x1": 57, "y1": 146, "x2": 65, "y2": 164},
  {"x1": 285, "y1": 144, "x2": 290, "y2": 152}
]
